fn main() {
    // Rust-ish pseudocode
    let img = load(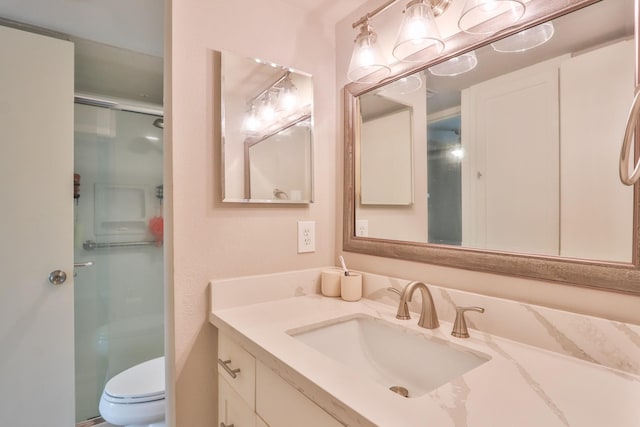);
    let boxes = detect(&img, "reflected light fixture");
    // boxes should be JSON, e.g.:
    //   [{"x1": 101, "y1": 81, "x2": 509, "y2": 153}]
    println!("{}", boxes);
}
[
  {"x1": 458, "y1": 0, "x2": 526, "y2": 35},
  {"x1": 242, "y1": 71, "x2": 309, "y2": 137},
  {"x1": 392, "y1": 0, "x2": 446, "y2": 62},
  {"x1": 491, "y1": 22, "x2": 555, "y2": 53},
  {"x1": 450, "y1": 146, "x2": 465, "y2": 160},
  {"x1": 278, "y1": 75, "x2": 299, "y2": 112},
  {"x1": 259, "y1": 91, "x2": 277, "y2": 122},
  {"x1": 242, "y1": 104, "x2": 261, "y2": 134},
  {"x1": 347, "y1": 19, "x2": 391, "y2": 83},
  {"x1": 380, "y1": 73, "x2": 424, "y2": 95},
  {"x1": 429, "y1": 51, "x2": 478, "y2": 76}
]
